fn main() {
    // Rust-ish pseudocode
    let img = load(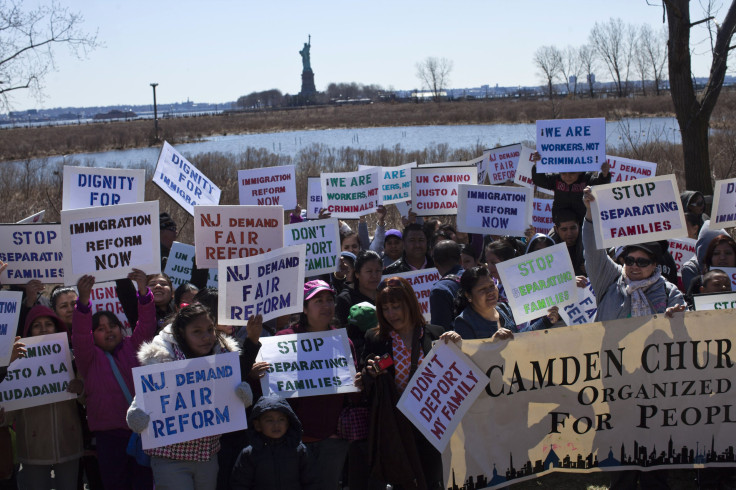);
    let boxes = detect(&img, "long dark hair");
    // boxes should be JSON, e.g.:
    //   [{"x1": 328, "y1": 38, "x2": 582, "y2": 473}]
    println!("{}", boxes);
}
[
  {"x1": 704, "y1": 234, "x2": 736, "y2": 271},
  {"x1": 92, "y1": 311, "x2": 124, "y2": 331},
  {"x1": 353, "y1": 250, "x2": 382, "y2": 291},
  {"x1": 171, "y1": 303, "x2": 227, "y2": 359},
  {"x1": 374, "y1": 277, "x2": 424, "y2": 340},
  {"x1": 454, "y1": 266, "x2": 494, "y2": 316}
]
